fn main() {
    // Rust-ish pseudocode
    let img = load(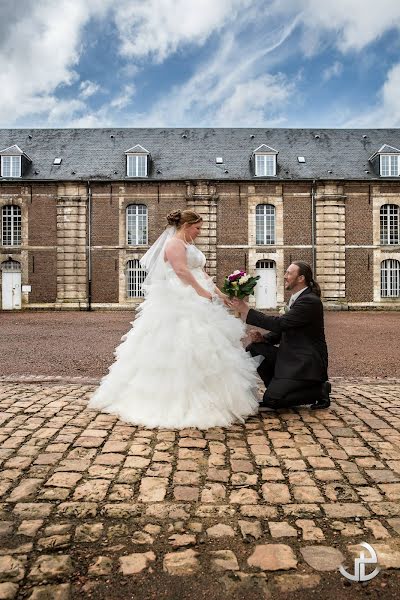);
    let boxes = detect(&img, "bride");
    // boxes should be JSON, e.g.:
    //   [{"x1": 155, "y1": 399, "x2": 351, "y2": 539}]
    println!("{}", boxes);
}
[{"x1": 88, "y1": 209, "x2": 259, "y2": 429}]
